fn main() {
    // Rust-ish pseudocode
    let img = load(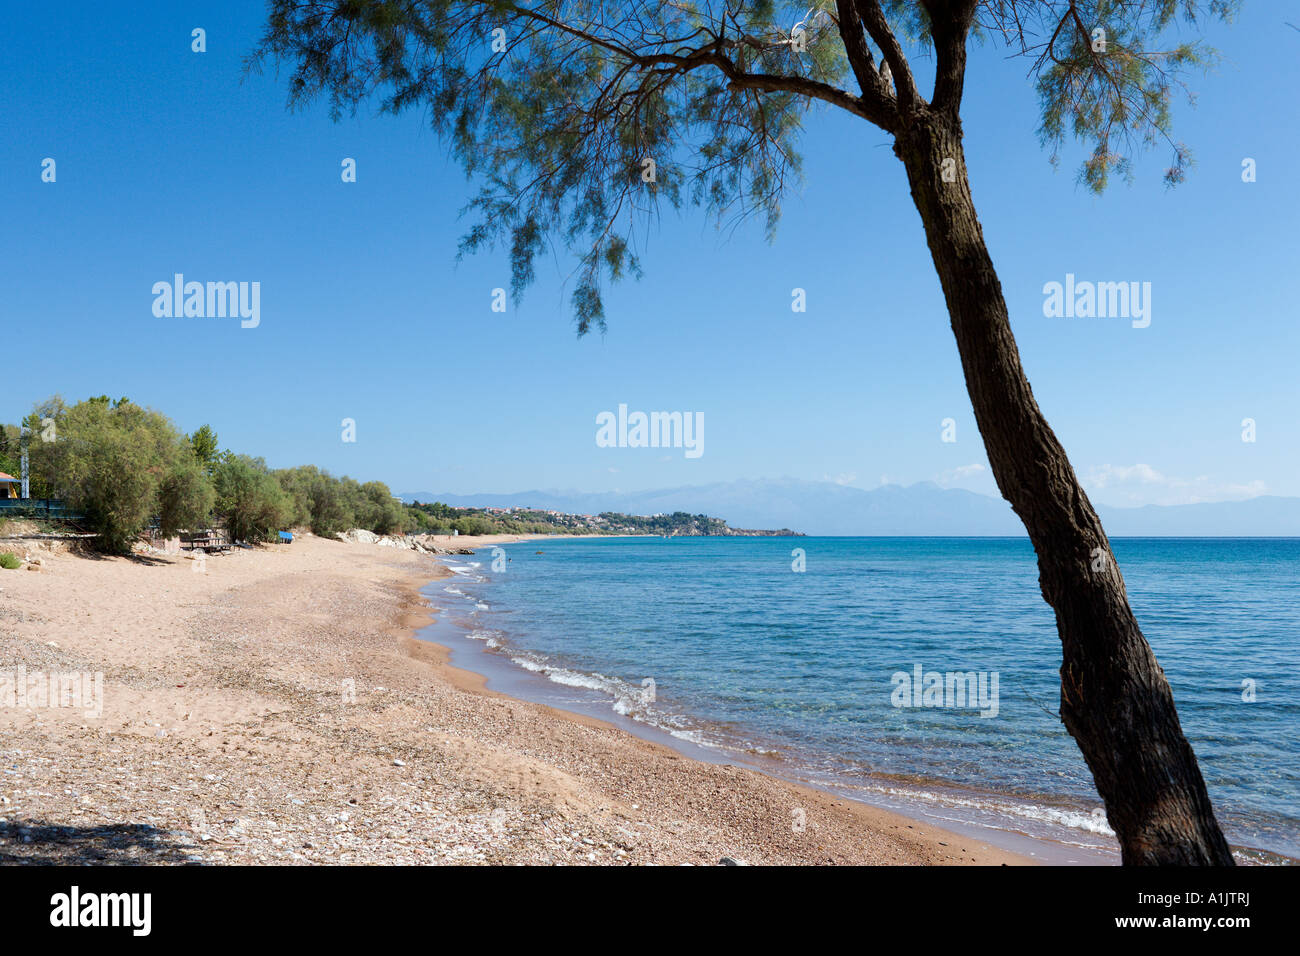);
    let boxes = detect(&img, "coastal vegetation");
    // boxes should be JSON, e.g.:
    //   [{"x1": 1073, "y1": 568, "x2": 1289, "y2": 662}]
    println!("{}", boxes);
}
[
  {"x1": 407, "y1": 501, "x2": 797, "y2": 537},
  {"x1": 4, "y1": 395, "x2": 777, "y2": 553},
  {"x1": 6, "y1": 395, "x2": 432, "y2": 552},
  {"x1": 0, "y1": 424, "x2": 22, "y2": 478}
]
